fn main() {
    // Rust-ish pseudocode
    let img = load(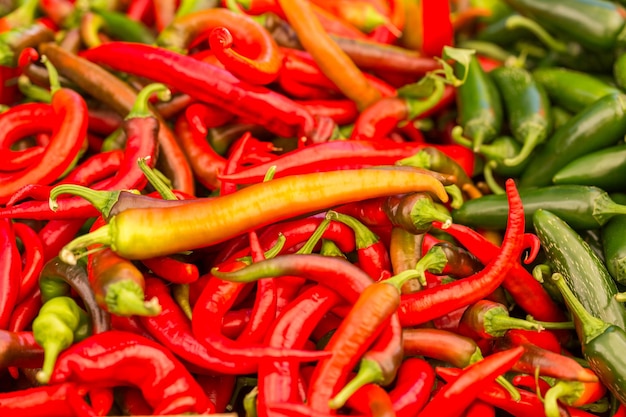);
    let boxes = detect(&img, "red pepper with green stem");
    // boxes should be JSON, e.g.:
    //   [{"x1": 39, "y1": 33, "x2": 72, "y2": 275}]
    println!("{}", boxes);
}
[
  {"x1": 49, "y1": 330, "x2": 215, "y2": 415},
  {"x1": 257, "y1": 284, "x2": 343, "y2": 417},
  {"x1": 419, "y1": 346, "x2": 525, "y2": 417},
  {"x1": 0, "y1": 219, "x2": 21, "y2": 330},
  {"x1": 0, "y1": 51, "x2": 88, "y2": 205},
  {"x1": 59, "y1": 168, "x2": 448, "y2": 262},
  {"x1": 344, "y1": 383, "x2": 396, "y2": 417},
  {"x1": 398, "y1": 178, "x2": 525, "y2": 327},
  {"x1": 542, "y1": 378, "x2": 606, "y2": 417},
  {"x1": 421, "y1": 236, "x2": 484, "y2": 278},
  {"x1": 431, "y1": 221, "x2": 567, "y2": 325}
]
